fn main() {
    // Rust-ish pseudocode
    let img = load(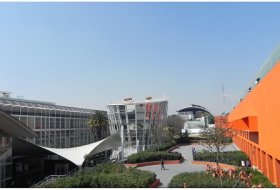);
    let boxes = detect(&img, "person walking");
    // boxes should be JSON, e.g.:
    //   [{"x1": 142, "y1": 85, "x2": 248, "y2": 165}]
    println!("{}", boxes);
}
[
  {"x1": 161, "y1": 158, "x2": 165, "y2": 170},
  {"x1": 192, "y1": 147, "x2": 196, "y2": 157}
]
